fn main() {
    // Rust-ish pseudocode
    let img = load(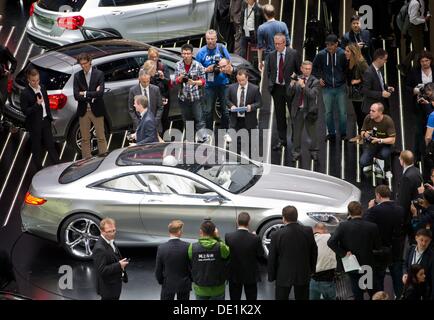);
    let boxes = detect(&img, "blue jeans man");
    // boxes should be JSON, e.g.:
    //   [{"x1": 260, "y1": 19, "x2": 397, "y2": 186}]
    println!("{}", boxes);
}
[
  {"x1": 309, "y1": 279, "x2": 336, "y2": 300},
  {"x1": 322, "y1": 85, "x2": 347, "y2": 138},
  {"x1": 204, "y1": 86, "x2": 229, "y2": 131},
  {"x1": 360, "y1": 144, "x2": 393, "y2": 172},
  {"x1": 178, "y1": 99, "x2": 206, "y2": 140}
]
